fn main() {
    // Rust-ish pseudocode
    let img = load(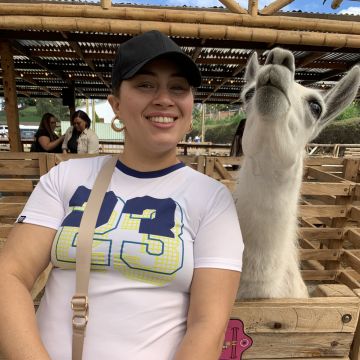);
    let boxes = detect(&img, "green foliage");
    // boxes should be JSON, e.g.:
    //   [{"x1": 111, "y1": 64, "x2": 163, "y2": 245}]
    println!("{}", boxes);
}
[
  {"x1": 35, "y1": 98, "x2": 69, "y2": 122},
  {"x1": 335, "y1": 101, "x2": 360, "y2": 121},
  {"x1": 314, "y1": 117, "x2": 360, "y2": 144}
]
